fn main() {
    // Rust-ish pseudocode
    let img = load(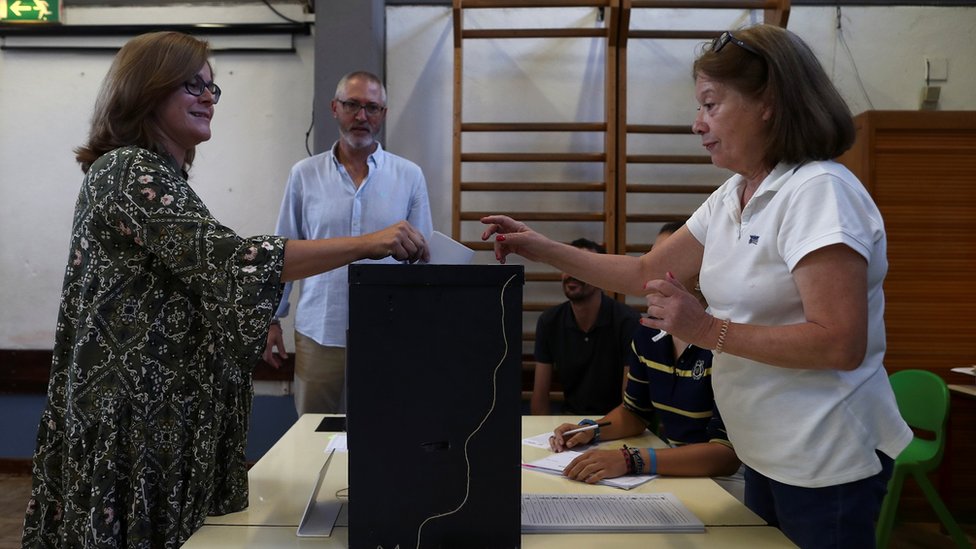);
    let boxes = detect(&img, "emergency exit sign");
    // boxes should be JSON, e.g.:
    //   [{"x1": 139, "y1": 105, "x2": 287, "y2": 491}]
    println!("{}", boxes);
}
[{"x1": 1, "y1": 0, "x2": 60, "y2": 23}]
